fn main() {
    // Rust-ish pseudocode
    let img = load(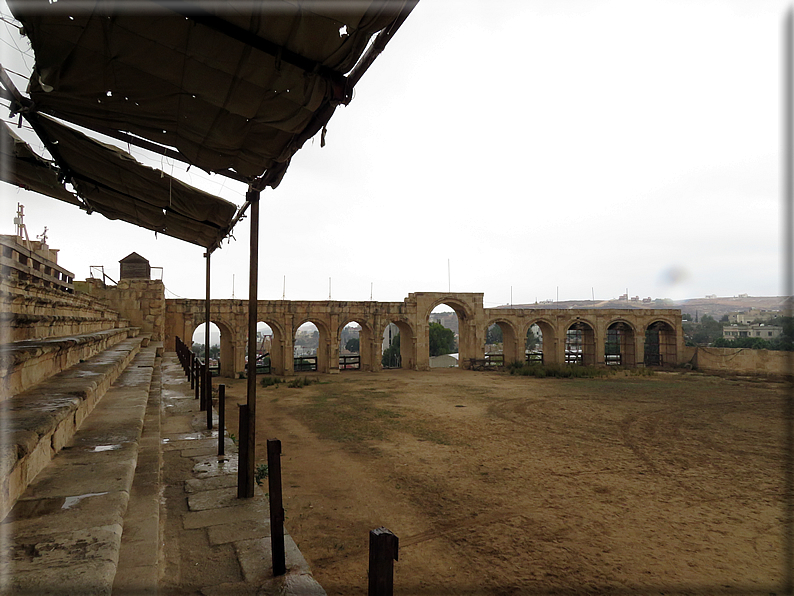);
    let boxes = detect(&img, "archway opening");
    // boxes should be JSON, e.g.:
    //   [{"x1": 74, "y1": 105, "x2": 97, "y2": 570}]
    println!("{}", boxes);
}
[
  {"x1": 192, "y1": 321, "x2": 234, "y2": 377},
  {"x1": 382, "y1": 322, "x2": 402, "y2": 369},
  {"x1": 340, "y1": 322, "x2": 361, "y2": 370},
  {"x1": 253, "y1": 322, "x2": 273, "y2": 373},
  {"x1": 565, "y1": 321, "x2": 596, "y2": 365},
  {"x1": 192, "y1": 322, "x2": 220, "y2": 370},
  {"x1": 294, "y1": 322, "x2": 319, "y2": 372},
  {"x1": 645, "y1": 321, "x2": 677, "y2": 366},
  {"x1": 485, "y1": 323, "x2": 504, "y2": 367},
  {"x1": 526, "y1": 323, "x2": 543, "y2": 364},
  {"x1": 429, "y1": 304, "x2": 459, "y2": 368},
  {"x1": 606, "y1": 322, "x2": 636, "y2": 366}
]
